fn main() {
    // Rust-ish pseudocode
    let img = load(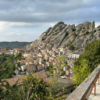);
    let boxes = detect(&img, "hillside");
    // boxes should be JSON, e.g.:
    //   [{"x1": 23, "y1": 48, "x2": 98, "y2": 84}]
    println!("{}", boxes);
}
[
  {"x1": 0, "y1": 41, "x2": 31, "y2": 48},
  {"x1": 27, "y1": 21, "x2": 100, "y2": 50}
]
